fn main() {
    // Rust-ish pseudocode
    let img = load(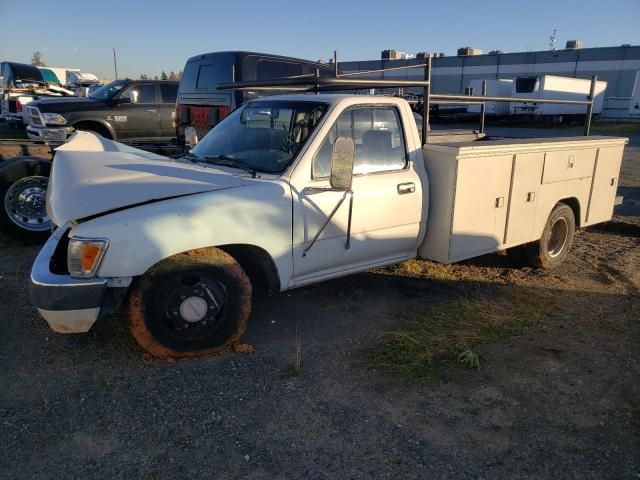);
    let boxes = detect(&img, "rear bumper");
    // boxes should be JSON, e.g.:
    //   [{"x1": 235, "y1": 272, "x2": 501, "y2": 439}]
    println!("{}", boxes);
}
[
  {"x1": 26, "y1": 125, "x2": 73, "y2": 143},
  {"x1": 29, "y1": 227, "x2": 107, "y2": 333}
]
